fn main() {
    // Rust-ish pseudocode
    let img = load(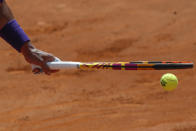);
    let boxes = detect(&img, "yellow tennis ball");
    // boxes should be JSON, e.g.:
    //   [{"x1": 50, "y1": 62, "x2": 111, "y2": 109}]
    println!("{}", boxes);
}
[{"x1": 160, "y1": 73, "x2": 178, "y2": 91}]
